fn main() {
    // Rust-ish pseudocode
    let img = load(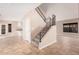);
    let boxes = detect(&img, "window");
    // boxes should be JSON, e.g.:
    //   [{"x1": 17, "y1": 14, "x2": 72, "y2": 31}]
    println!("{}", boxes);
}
[
  {"x1": 1, "y1": 25, "x2": 6, "y2": 34},
  {"x1": 8, "y1": 24, "x2": 12, "y2": 32},
  {"x1": 63, "y1": 22, "x2": 78, "y2": 33}
]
